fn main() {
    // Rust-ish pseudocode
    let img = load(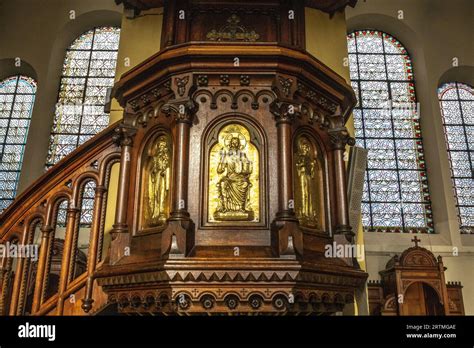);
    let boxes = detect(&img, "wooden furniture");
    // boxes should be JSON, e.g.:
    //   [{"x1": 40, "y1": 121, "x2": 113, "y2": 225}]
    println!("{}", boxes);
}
[
  {"x1": 0, "y1": 0, "x2": 367, "y2": 315},
  {"x1": 367, "y1": 238, "x2": 465, "y2": 316}
]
